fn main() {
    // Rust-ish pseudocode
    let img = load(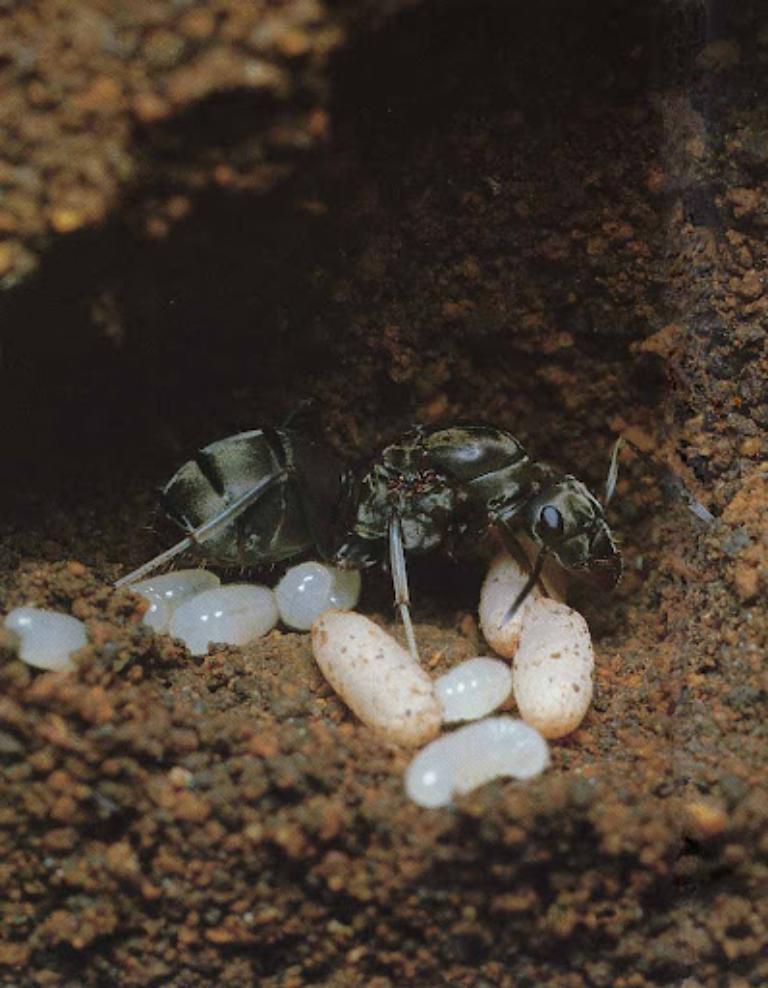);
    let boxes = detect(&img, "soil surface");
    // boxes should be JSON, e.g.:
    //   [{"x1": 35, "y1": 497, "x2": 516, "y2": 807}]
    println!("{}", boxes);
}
[{"x1": 0, "y1": 2, "x2": 766, "y2": 986}]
